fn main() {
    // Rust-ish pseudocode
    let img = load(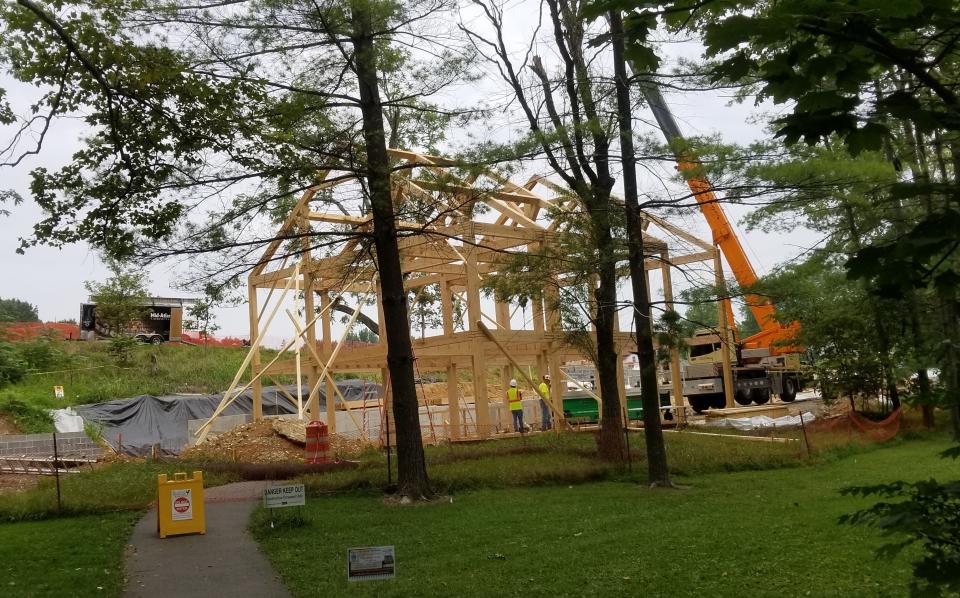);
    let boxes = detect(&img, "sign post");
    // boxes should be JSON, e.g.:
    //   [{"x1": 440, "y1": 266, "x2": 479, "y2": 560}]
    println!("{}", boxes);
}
[
  {"x1": 262, "y1": 483, "x2": 306, "y2": 509},
  {"x1": 263, "y1": 483, "x2": 306, "y2": 529}
]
